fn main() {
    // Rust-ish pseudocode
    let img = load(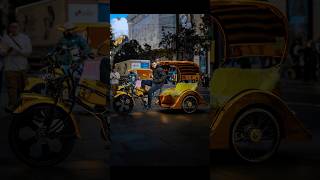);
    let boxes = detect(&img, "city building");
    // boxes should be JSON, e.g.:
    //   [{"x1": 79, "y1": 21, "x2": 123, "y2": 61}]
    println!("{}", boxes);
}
[
  {"x1": 268, "y1": 0, "x2": 320, "y2": 42},
  {"x1": 127, "y1": 14, "x2": 176, "y2": 49}
]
